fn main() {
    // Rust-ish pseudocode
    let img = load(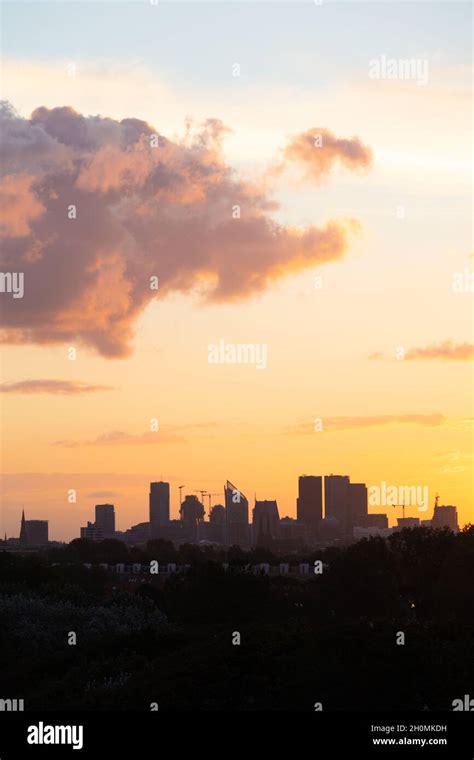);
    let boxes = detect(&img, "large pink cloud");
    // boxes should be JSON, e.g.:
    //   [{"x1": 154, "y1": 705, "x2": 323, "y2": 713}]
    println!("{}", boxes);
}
[{"x1": 0, "y1": 102, "x2": 364, "y2": 357}]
